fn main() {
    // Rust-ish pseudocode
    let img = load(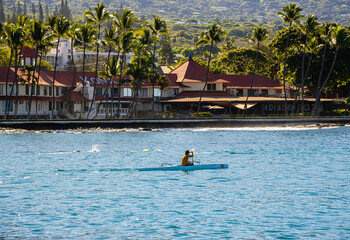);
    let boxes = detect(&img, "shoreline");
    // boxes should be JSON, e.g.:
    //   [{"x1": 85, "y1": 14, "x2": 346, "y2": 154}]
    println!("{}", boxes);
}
[{"x1": 0, "y1": 117, "x2": 349, "y2": 130}]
